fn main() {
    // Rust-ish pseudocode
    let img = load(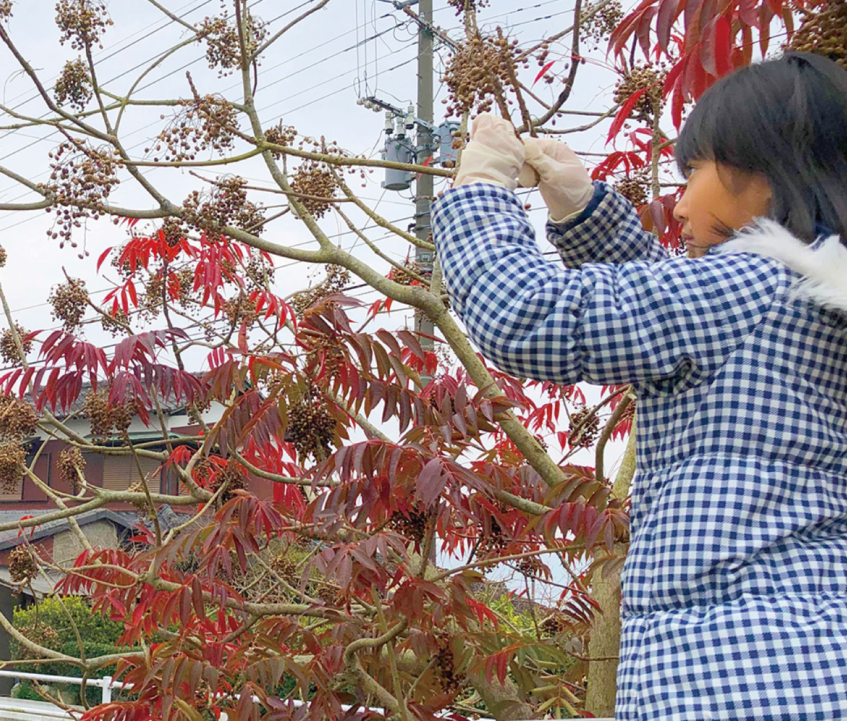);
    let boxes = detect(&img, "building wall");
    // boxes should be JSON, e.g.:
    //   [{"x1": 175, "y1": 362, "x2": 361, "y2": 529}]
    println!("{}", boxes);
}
[{"x1": 51, "y1": 521, "x2": 118, "y2": 568}]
